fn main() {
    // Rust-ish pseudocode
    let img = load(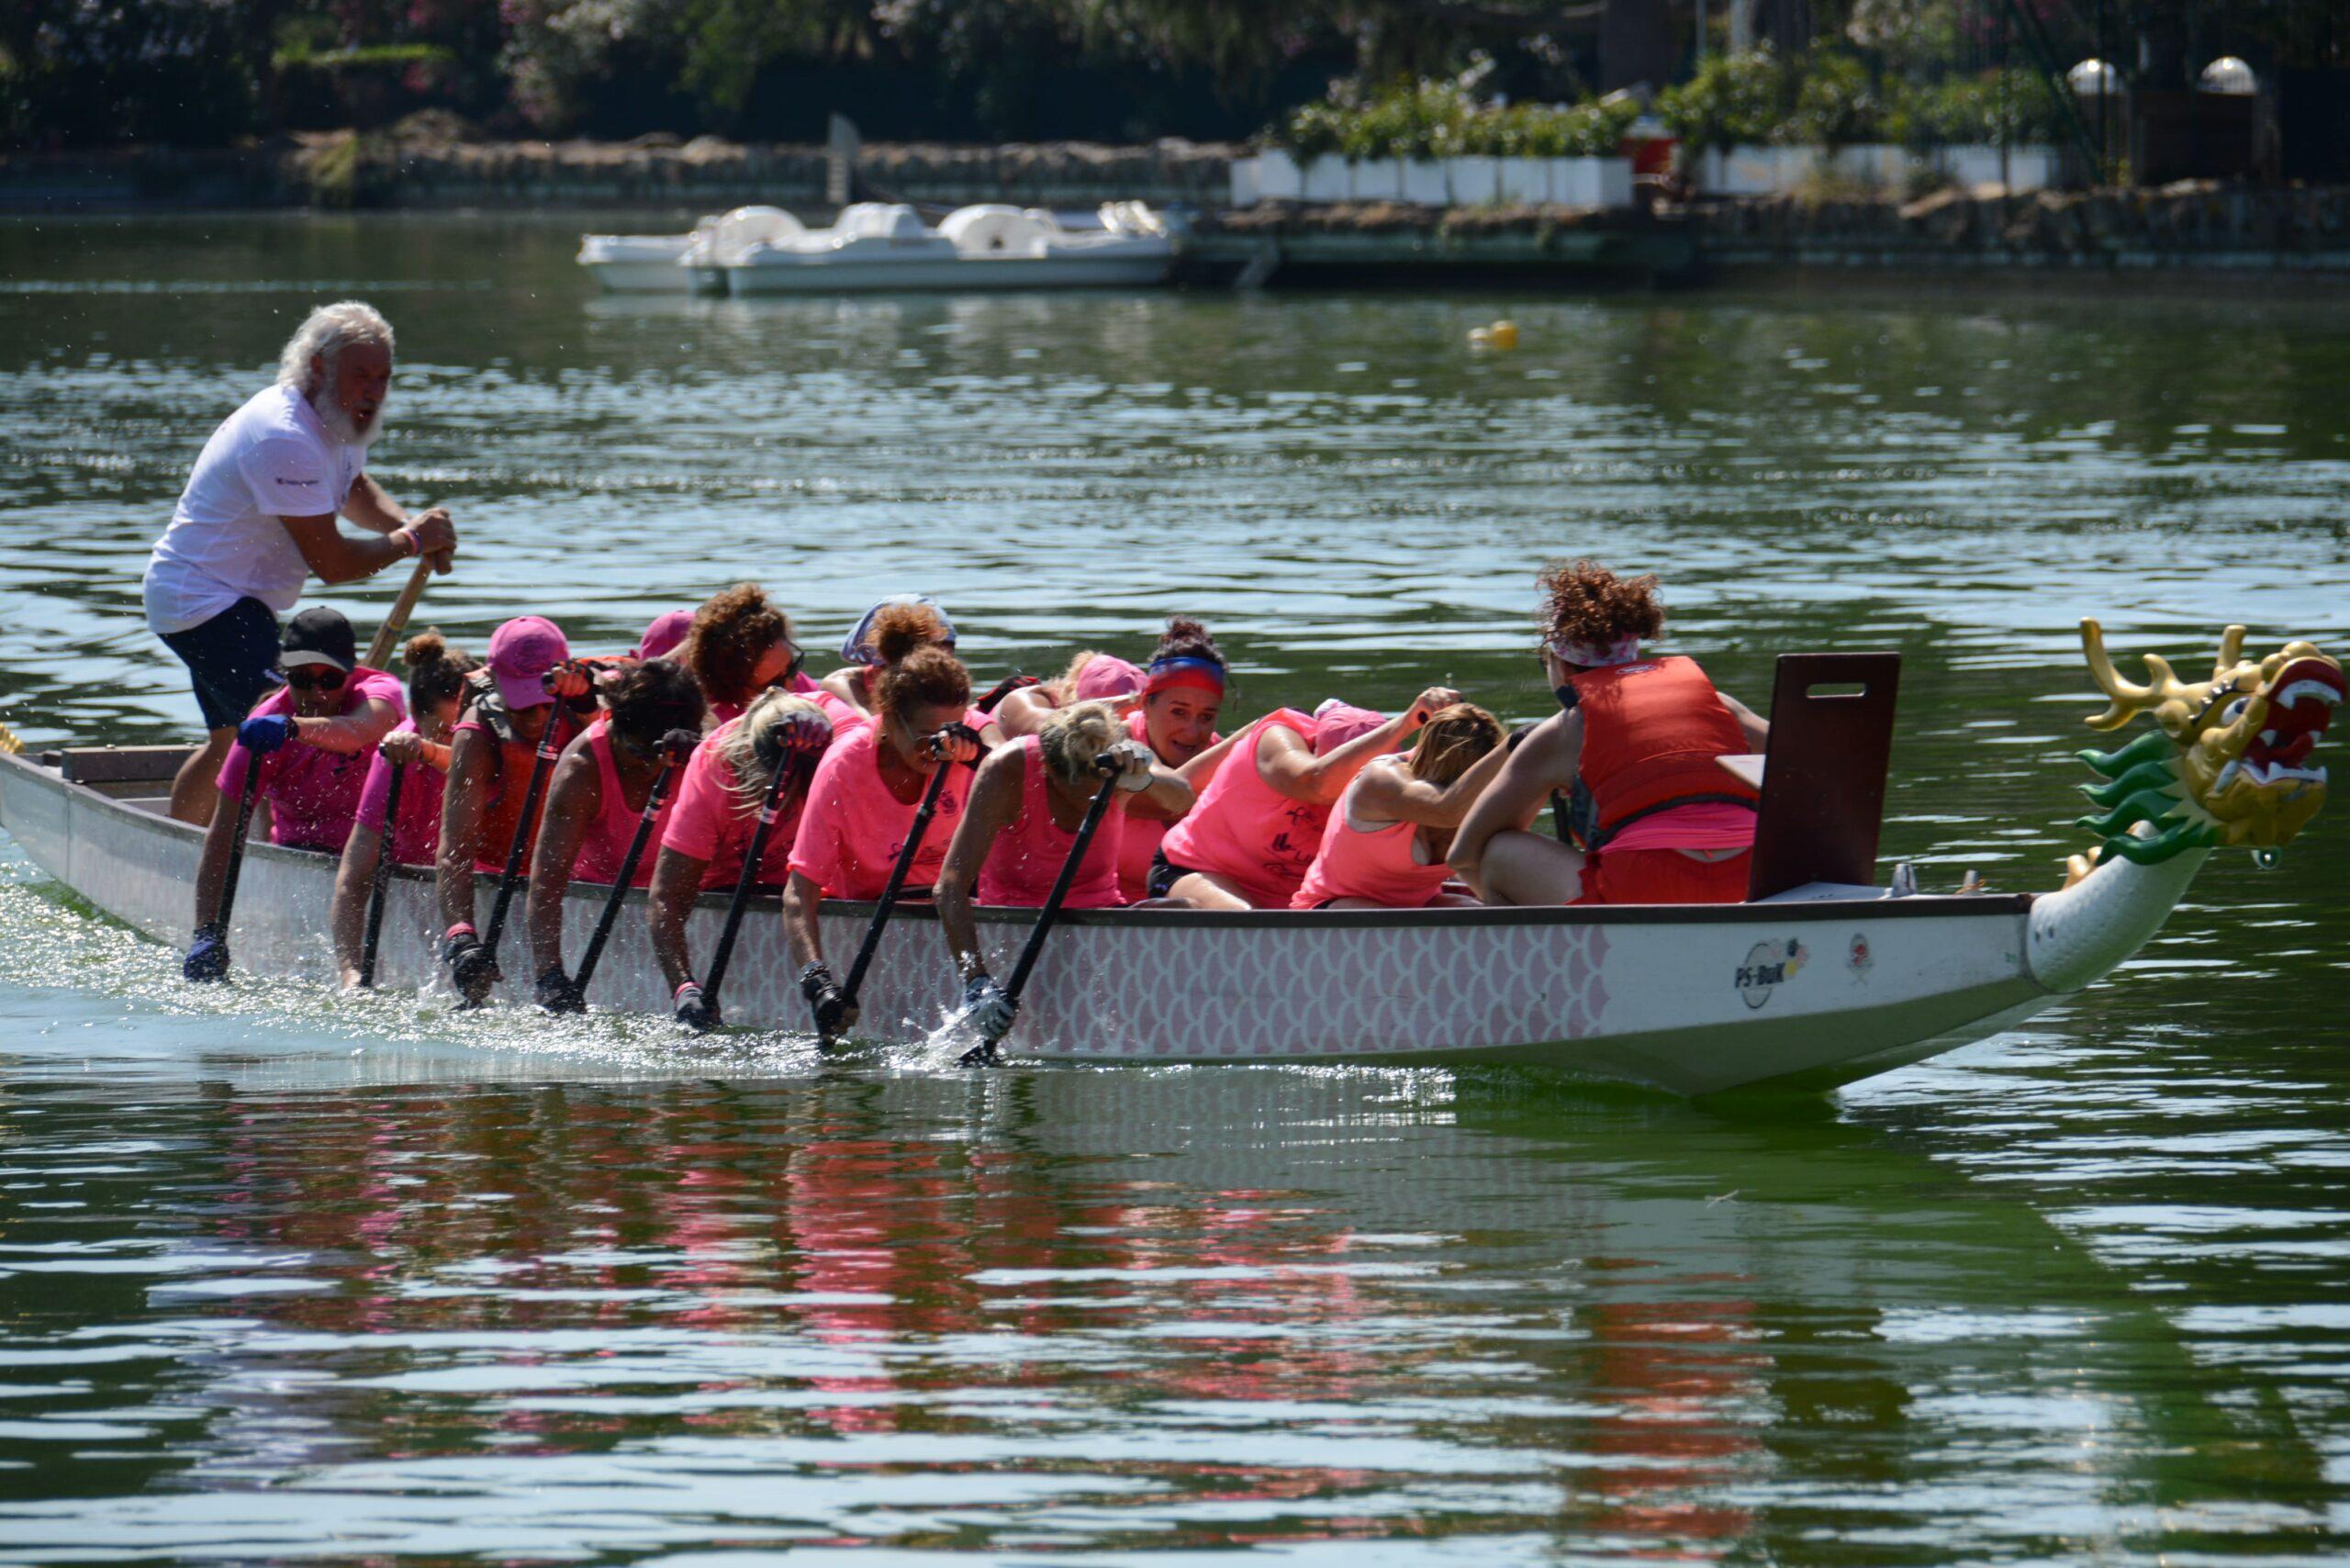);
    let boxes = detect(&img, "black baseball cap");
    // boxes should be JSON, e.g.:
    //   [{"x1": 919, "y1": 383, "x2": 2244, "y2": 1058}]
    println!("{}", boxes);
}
[{"x1": 281, "y1": 607, "x2": 356, "y2": 673}]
